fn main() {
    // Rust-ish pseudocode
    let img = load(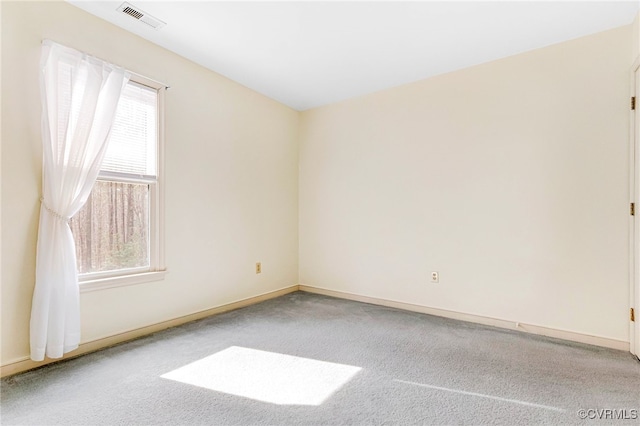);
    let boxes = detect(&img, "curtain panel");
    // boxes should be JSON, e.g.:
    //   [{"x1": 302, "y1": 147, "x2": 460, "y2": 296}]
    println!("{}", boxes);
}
[{"x1": 31, "y1": 40, "x2": 130, "y2": 361}]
